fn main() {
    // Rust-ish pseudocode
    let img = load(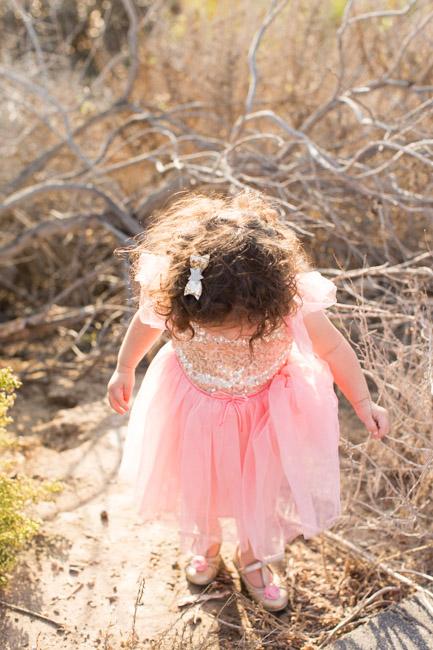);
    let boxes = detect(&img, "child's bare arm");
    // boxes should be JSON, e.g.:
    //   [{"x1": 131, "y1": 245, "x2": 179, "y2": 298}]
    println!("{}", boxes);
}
[
  {"x1": 107, "y1": 312, "x2": 164, "y2": 415},
  {"x1": 303, "y1": 311, "x2": 389, "y2": 439}
]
